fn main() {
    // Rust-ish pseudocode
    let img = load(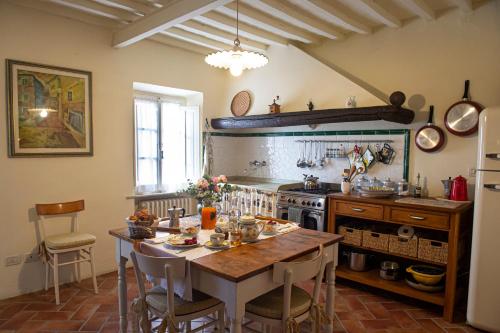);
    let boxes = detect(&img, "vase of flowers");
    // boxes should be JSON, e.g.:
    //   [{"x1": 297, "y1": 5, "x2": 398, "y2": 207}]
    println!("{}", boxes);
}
[{"x1": 182, "y1": 175, "x2": 235, "y2": 229}]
